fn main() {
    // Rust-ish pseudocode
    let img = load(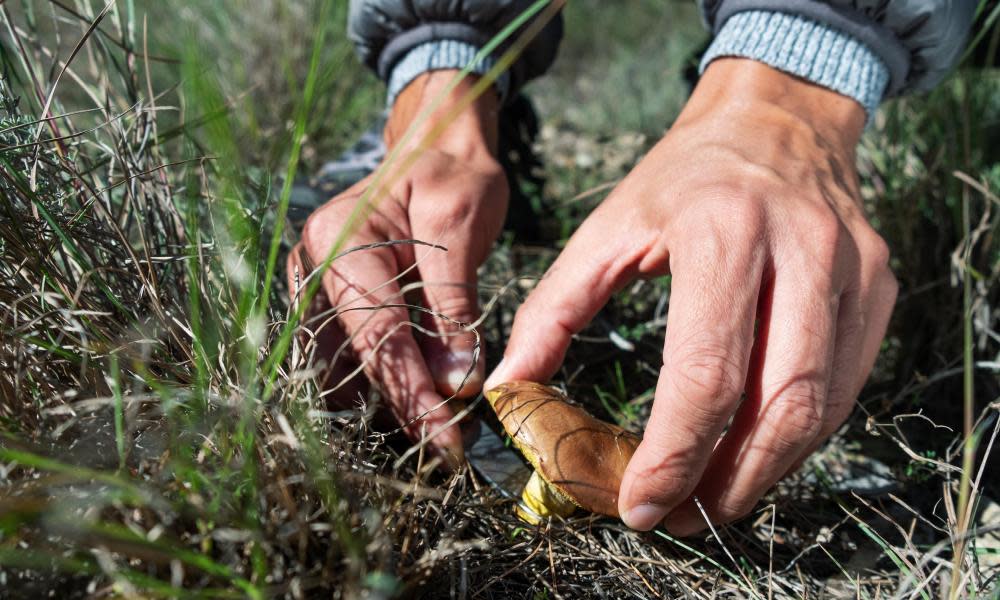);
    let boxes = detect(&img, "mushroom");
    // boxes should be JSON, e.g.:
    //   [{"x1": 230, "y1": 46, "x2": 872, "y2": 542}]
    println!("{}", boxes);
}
[{"x1": 484, "y1": 381, "x2": 642, "y2": 524}]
